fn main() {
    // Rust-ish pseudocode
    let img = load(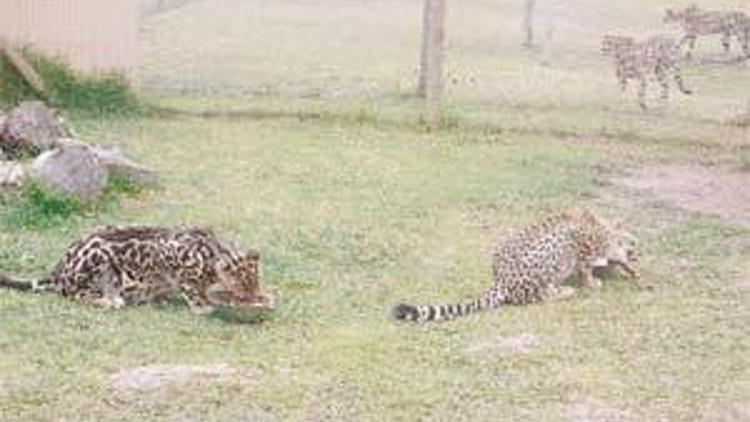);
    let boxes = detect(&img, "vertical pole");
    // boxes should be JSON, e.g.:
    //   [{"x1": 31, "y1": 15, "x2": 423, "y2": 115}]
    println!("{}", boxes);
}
[
  {"x1": 522, "y1": 0, "x2": 535, "y2": 48},
  {"x1": 422, "y1": 0, "x2": 446, "y2": 125}
]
